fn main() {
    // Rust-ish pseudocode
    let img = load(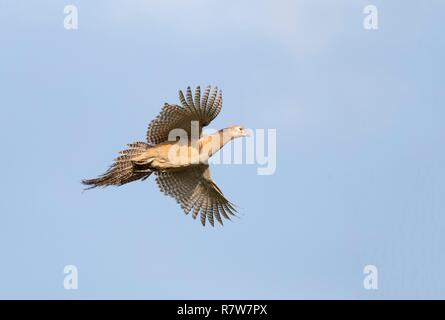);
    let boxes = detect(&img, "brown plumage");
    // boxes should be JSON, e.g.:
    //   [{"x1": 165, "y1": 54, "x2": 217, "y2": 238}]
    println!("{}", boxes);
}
[{"x1": 82, "y1": 86, "x2": 248, "y2": 226}]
